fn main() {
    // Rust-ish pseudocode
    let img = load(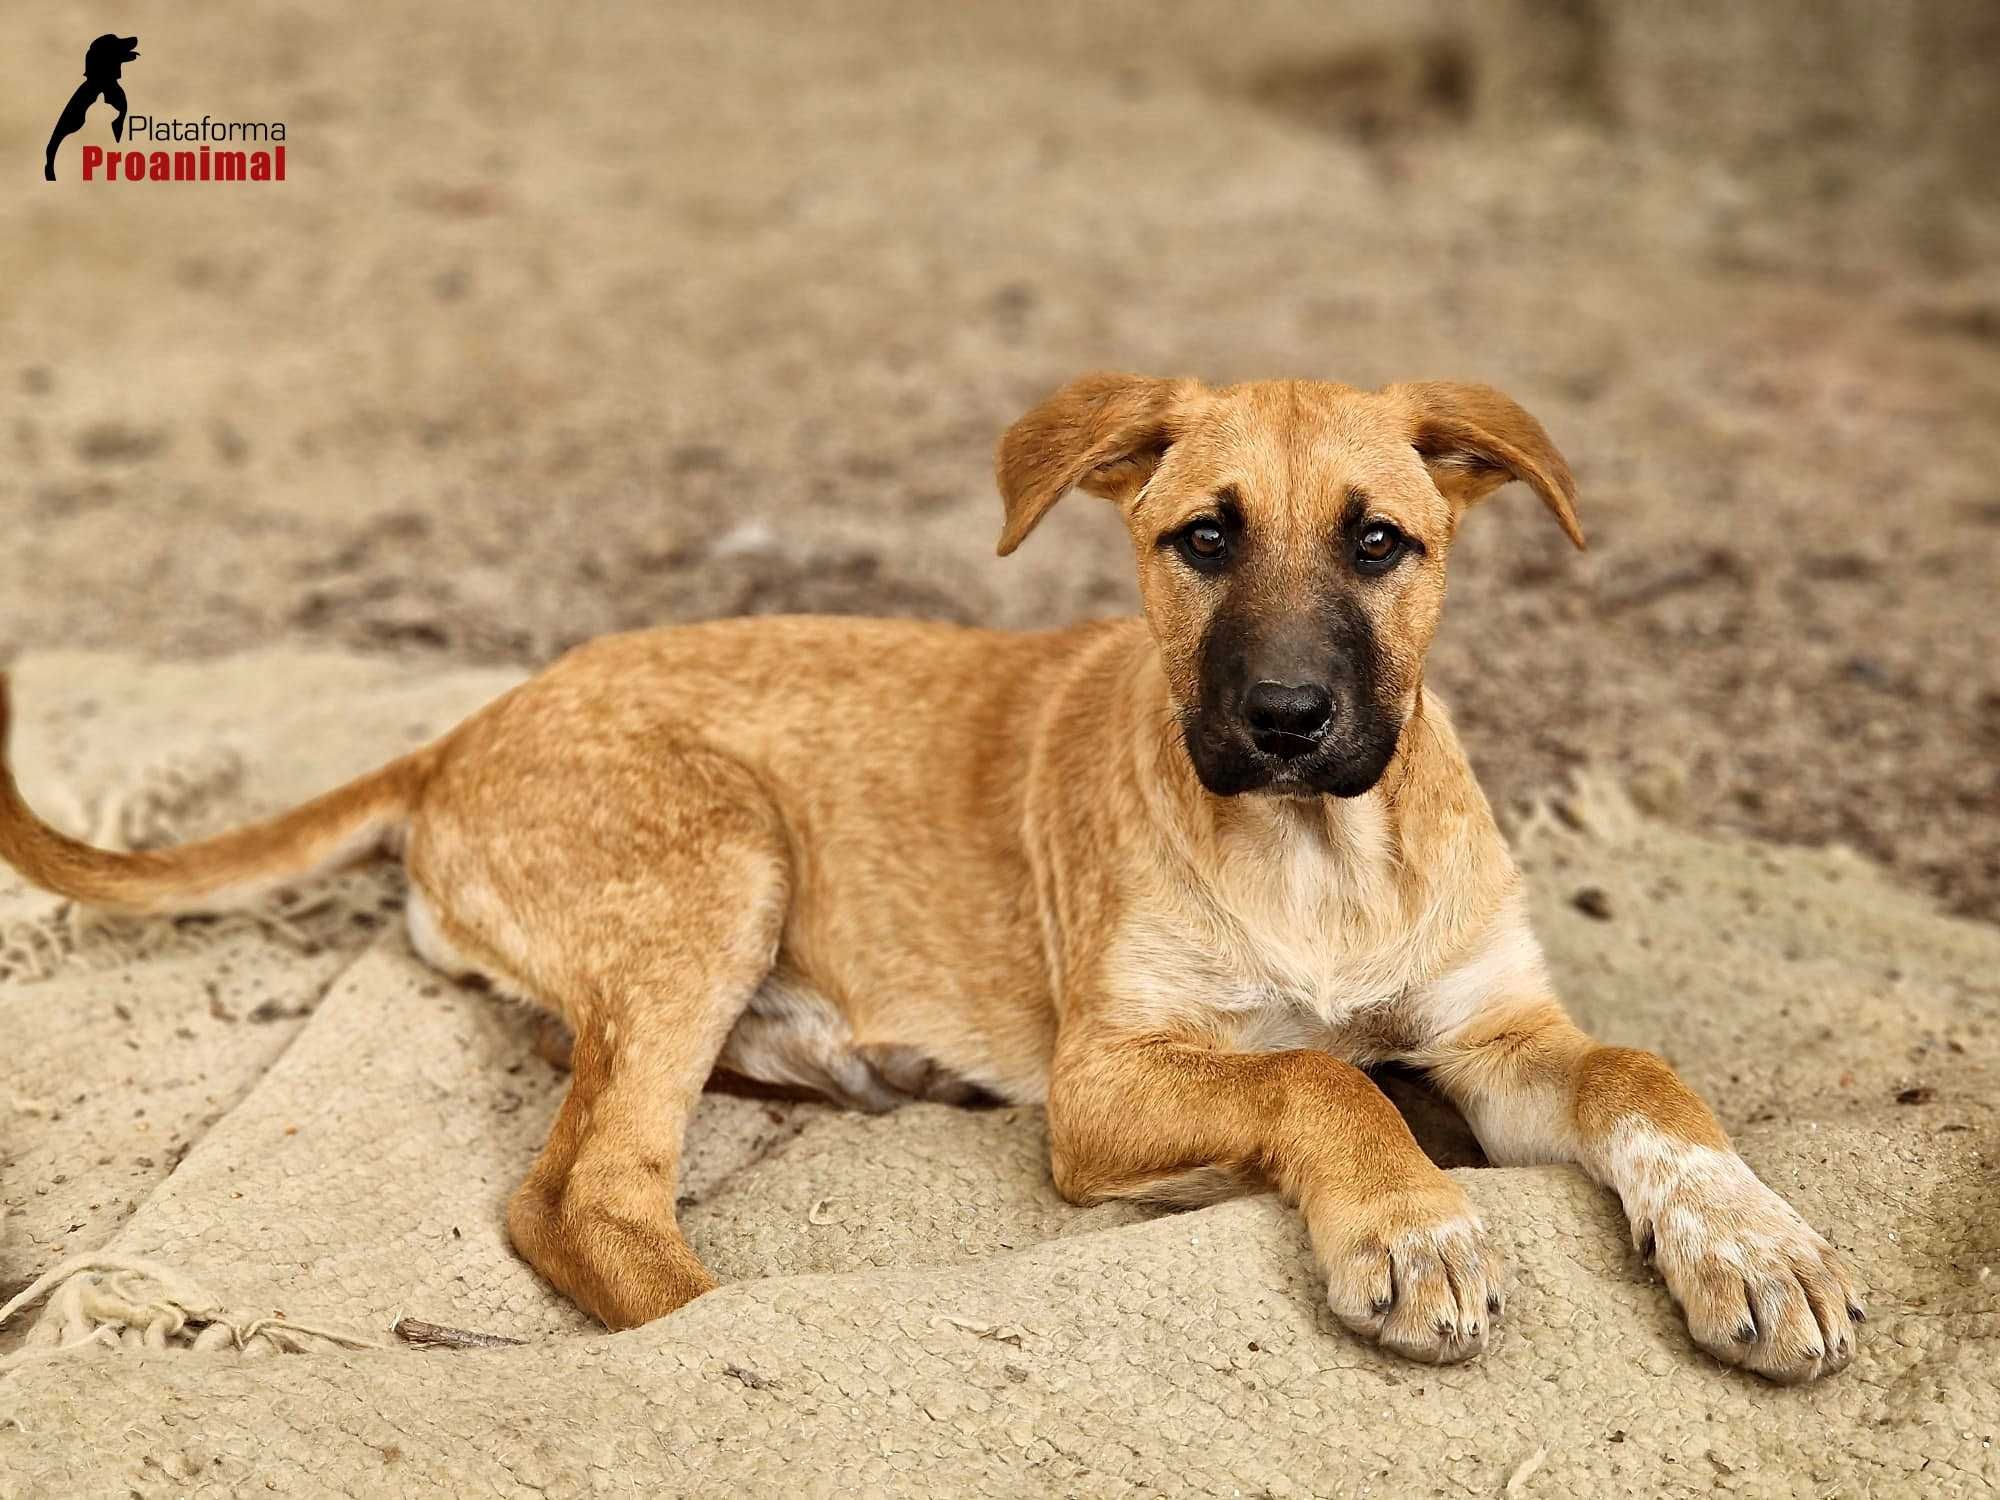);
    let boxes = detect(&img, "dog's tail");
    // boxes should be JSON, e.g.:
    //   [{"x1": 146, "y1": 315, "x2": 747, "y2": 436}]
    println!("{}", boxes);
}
[{"x1": 0, "y1": 674, "x2": 426, "y2": 916}]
